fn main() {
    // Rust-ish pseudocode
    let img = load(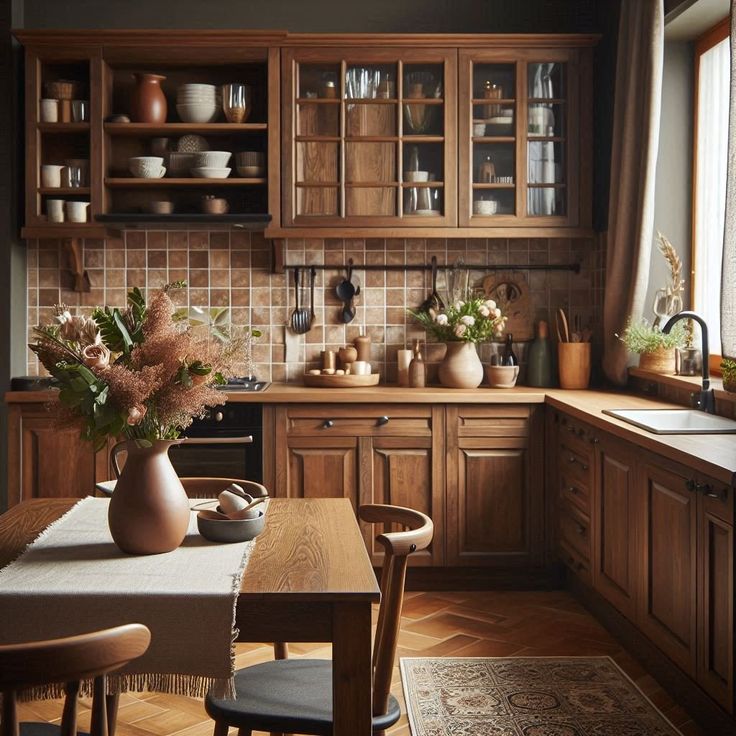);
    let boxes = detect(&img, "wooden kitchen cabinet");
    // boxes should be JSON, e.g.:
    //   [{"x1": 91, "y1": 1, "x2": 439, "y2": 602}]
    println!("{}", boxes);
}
[
  {"x1": 6, "y1": 401, "x2": 109, "y2": 507},
  {"x1": 446, "y1": 405, "x2": 544, "y2": 567}
]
